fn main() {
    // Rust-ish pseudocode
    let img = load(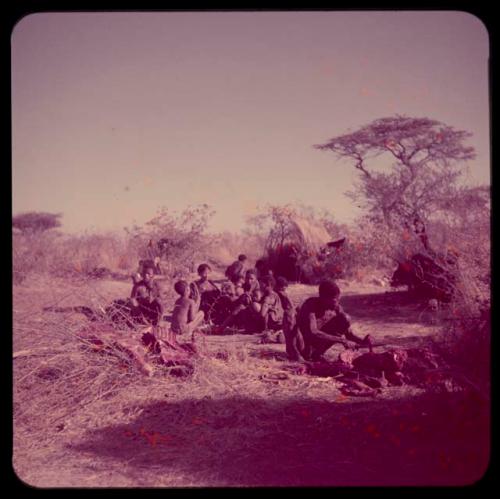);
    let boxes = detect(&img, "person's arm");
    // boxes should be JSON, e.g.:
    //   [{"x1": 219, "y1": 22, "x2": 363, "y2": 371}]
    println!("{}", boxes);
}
[
  {"x1": 155, "y1": 299, "x2": 164, "y2": 321},
  {"x1": 220, "y1": 304, "x2": 245, "y2": 328},
  {"x1": 188, "y1": 299, "x2": 196, "y2": 323},
  {"x1": 260, "y1": 296, "x2": 271, "y2": 329},
  {"x1": 344, "y1": 327, "x2": 365, "y2": 344},
  {"x1": 344, "y1": 328, "x2": 373, "y2": 348},
  {"x1": 134, "y1": 284, "x2": 149, "y2": 300},
  {"x1": 190, "y1": 282, "x2": 201, "y2": 306},
  {"x1": 230, "y1": 302, "x2": 246, "y2": 316},
  {"x1": 308, "y1": 312, "x2": 349, "y2": 345},
  {"x1": 191, "y1": 293, "x2": 200, "y2": 315},
  {"x1": 219, "y1": 294, "x2": 249, "y2": 328}
]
